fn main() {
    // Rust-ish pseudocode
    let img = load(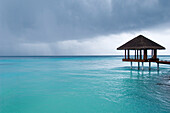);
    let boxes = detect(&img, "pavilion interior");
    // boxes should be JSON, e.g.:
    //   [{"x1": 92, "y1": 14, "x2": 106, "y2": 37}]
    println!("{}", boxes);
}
[{"x1": 123, "y1": 49, "x2": 159, "y2": 62}]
